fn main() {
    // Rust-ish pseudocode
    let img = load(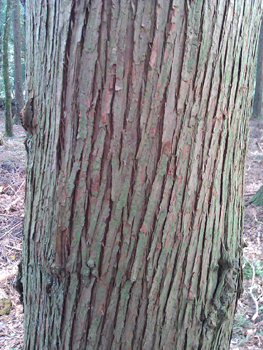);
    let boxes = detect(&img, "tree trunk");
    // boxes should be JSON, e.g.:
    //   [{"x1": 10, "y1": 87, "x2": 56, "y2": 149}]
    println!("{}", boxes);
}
[
  {"x1": 2, "y1": 0, "x2": 13, "y2": 137},
  {"x1": 22, "y1": 1, "x2": 263, "y2": 349},
  {"x1": 0, "y1": 0, "x2": 3, "y2": 78},
  {"x1": 253, "y1": 17, "x2": 263, "y2": 118},
  {"x1": 12, "y1": 0, "x2": 24, "y2": 123}
]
